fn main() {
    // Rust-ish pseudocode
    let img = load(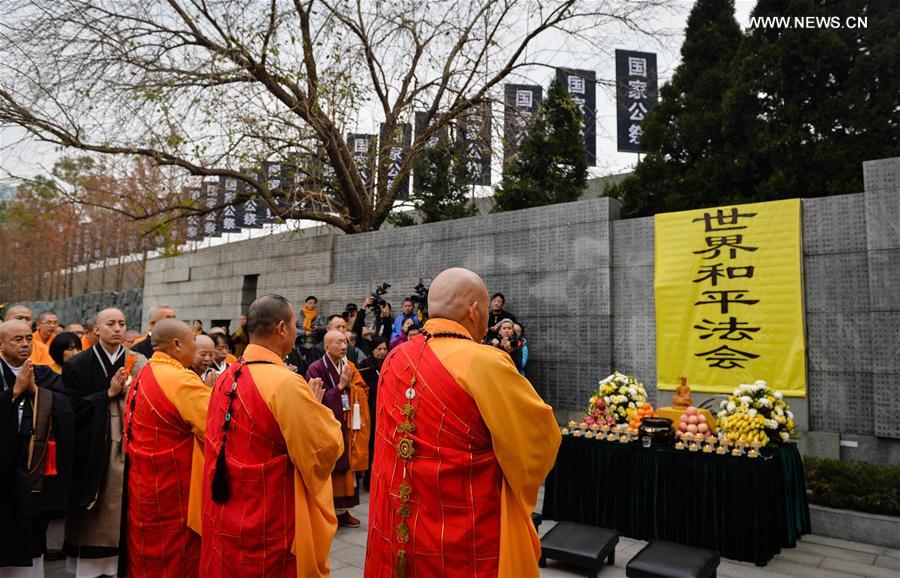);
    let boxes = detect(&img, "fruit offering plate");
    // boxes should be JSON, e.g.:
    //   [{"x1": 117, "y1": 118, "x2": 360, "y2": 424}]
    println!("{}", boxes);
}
[{"x1": 657, "y1": 406, "x2": 717, "y2": 434}]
